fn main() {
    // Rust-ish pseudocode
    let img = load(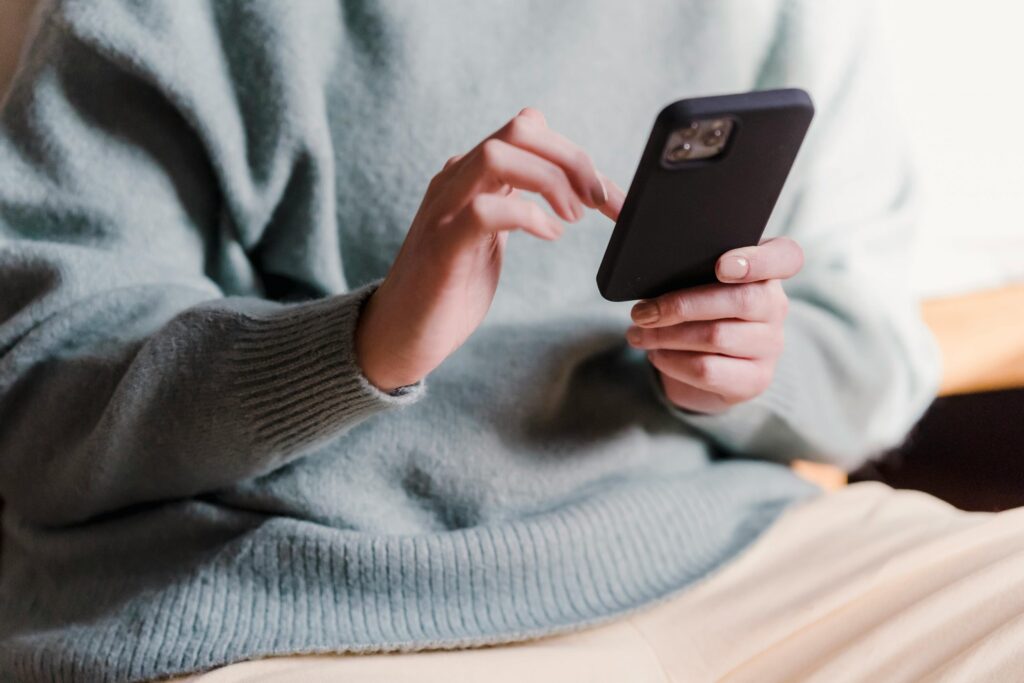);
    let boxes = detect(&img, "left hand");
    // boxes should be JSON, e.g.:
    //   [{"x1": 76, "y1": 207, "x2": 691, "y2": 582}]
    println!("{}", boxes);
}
[{"x1": 626, "y1": 237, "x2": 804, "y2": 414}]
